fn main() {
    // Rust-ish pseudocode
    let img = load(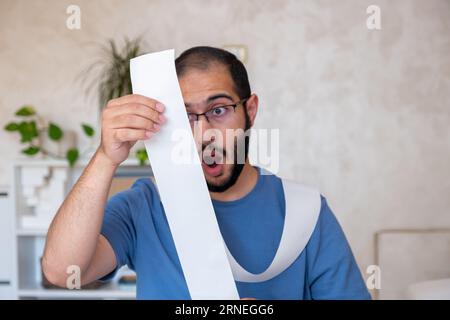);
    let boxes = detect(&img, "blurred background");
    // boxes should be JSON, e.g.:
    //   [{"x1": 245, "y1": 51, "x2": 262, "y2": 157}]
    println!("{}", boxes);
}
[{"x1": 0, "y1": 0, "x2": 449, "y2": 299}]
